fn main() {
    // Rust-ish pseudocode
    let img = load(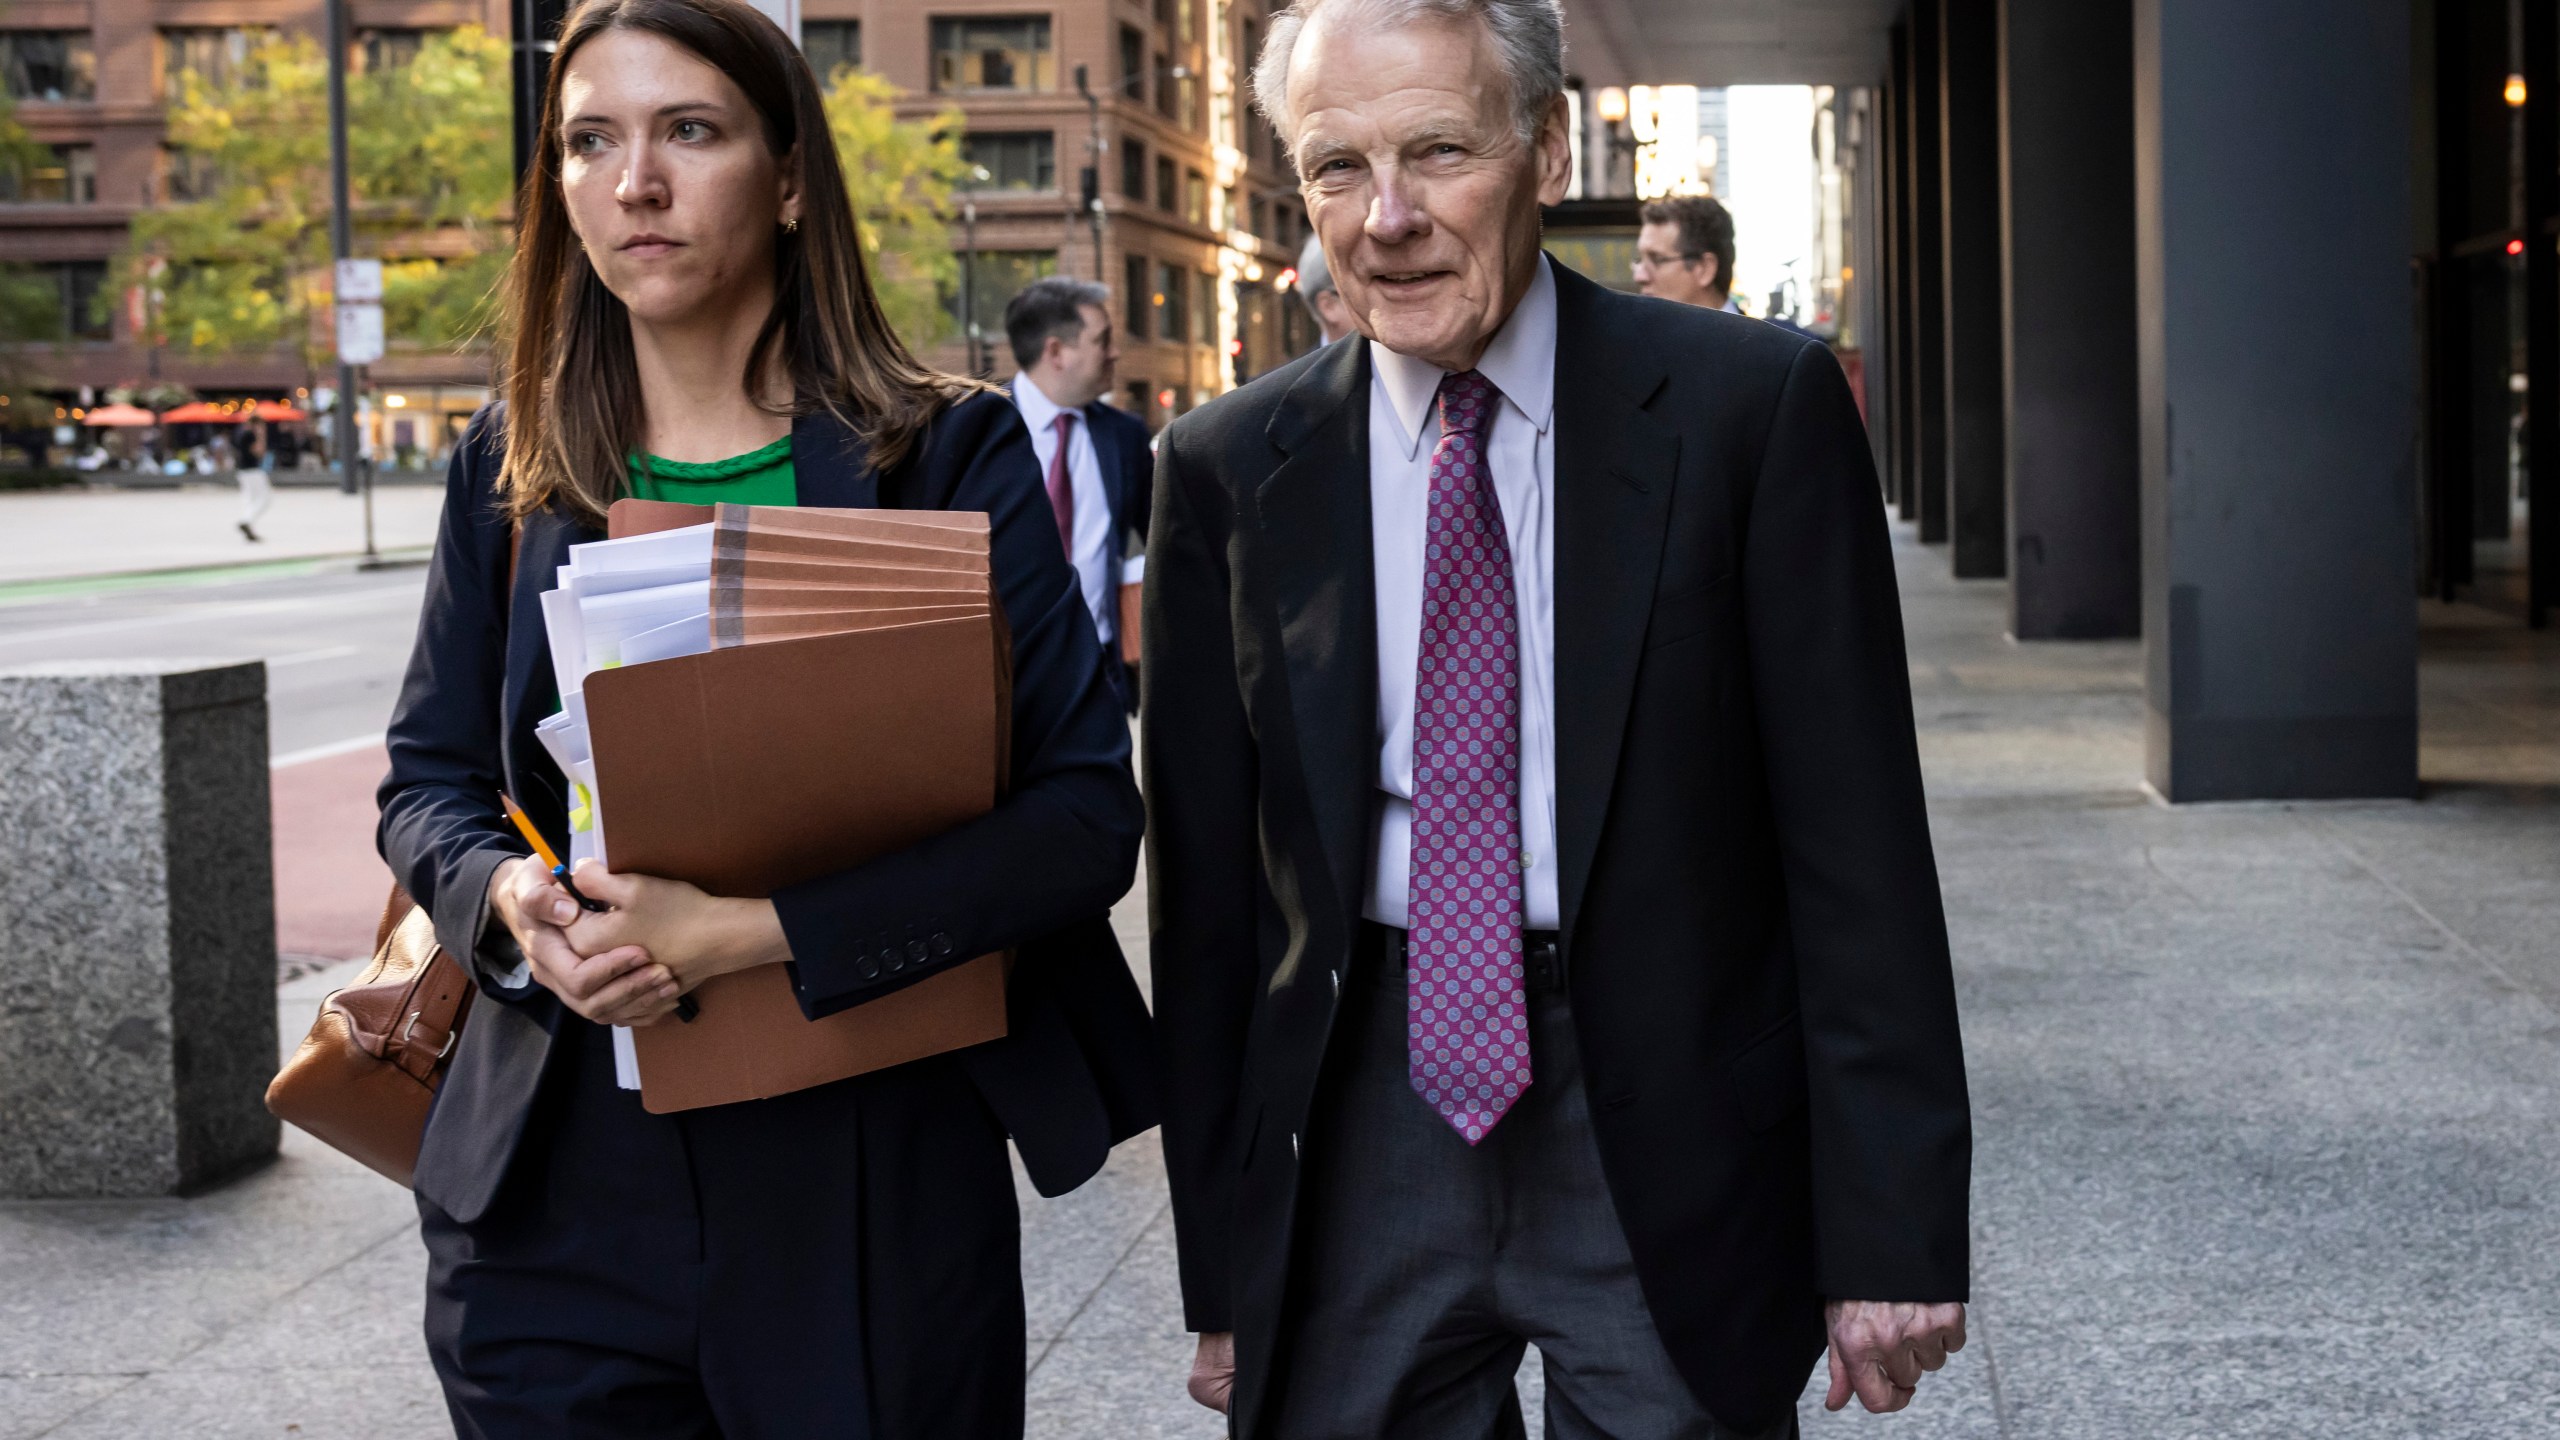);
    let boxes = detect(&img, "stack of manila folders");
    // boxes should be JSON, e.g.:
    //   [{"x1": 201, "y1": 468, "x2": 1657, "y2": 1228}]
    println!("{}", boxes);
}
[{"x1": 533, "y1": 499, "x2": 1013, "y2": 1113}]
